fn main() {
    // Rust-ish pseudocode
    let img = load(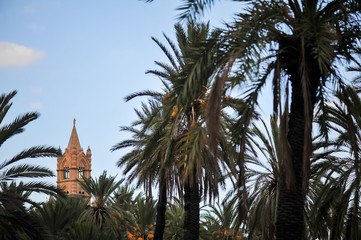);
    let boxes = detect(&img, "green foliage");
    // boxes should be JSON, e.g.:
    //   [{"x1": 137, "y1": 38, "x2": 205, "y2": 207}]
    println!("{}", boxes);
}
[
  {"x1": 164, "y1": 198, "x2": 184, "y2": 240},
  {"x1": 31, "y1": 196, "x2": 87, "y2": 239},
  {"x1": 64, "y1": 220, "x2": 113, "y2": 240},
  {"x1": 310, "y1": 86, "x2": 361, "y2": 239},
  {"x1": 2, "y1": 0, "x2": 360, "y2": 239},
  {"x1": 78, "y1": 171, "x2": 124, "y2": 228},
  {"x1": 132, "y1": 197, "x2": 157, "y2": 236},
  {"x1": 201, "y1": 201, "x2": 239, "y2": 239},
  {"x1": 0, "y1": 91, "x2": 63, "y2": 239}
]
